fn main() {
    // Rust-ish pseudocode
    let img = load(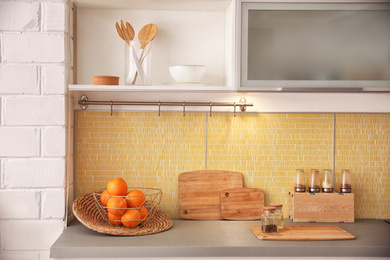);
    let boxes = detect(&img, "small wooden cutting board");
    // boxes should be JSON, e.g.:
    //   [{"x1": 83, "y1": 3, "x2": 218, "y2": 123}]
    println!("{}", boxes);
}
[
  {"x1": 178, "y1": 170, "x2": 244, "y2": 220},
  {"x1": 250, "y1": 225, "x2": 355, "y2": 241},
  {"x1": 221, "y1": 188, "x2": 264, "y2": 220}
]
